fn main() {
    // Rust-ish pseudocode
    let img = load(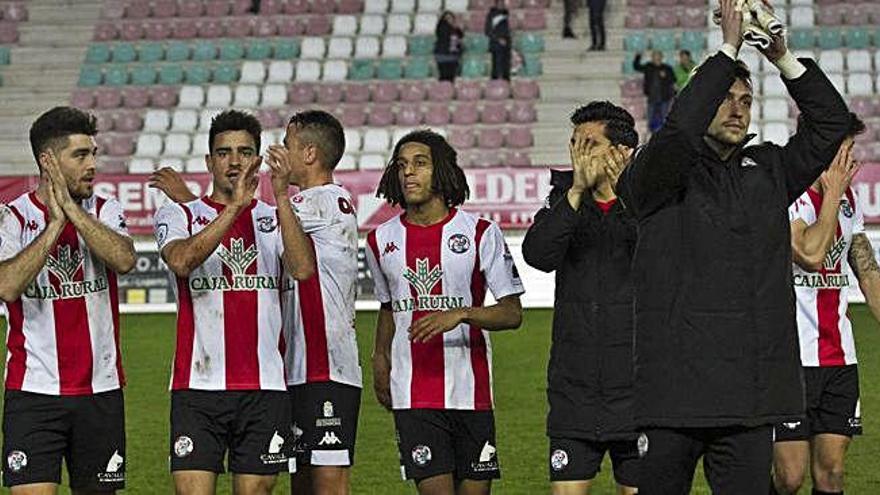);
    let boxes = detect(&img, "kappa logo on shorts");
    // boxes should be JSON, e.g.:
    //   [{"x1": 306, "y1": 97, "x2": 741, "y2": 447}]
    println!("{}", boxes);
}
[
  {"x1": 550, "y1": 449, "x2": 568, "y2": 472},
  {"x1": 98, "y1": 450, "x2": 125, "y2": 483},
  {"x1": 740, "y1": 157, "x2": 758, "y2": 168},
  {"x1": 6, "y1": 451, "x2": 26, "y2": 473},
  {"x1": 447, "y1": 234, "x2": 471, "y2": 254},
  {"x1": 174, "y1": 436, "x2": 194, "y2": 458},
  {"x1": 318, "y1": 431, "x2": 342, "y2": 446},
  {"x1": 260, "y1": 431, "x2": 287, "y2": 465},
  {"x1": 411, "y1": 445, "x2": 432, "y2": 467},
  {"x1": 849, "y1": 399, "x2": 862, "y2": 428},
  {"x1": 471, "y1": 442, "x2": 499, "y2": 473},
  {"x1": 783, "y1": 421, "x2": 802, "y2": 430},
  {"x1": 637, "y1": 433, "x2": 649, "y2": 458}
]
